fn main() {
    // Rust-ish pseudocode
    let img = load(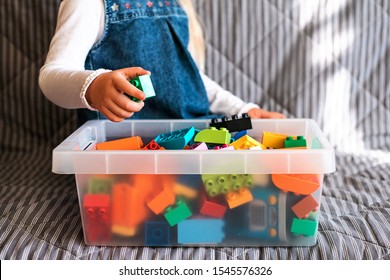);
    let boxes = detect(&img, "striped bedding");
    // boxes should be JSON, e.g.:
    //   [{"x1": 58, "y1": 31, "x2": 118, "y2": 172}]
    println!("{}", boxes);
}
[{"x1": 0, "y1": 0, "x2": 389, "y2": 260}]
